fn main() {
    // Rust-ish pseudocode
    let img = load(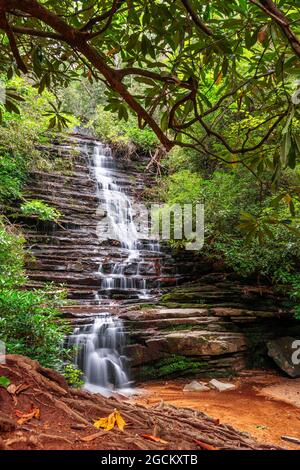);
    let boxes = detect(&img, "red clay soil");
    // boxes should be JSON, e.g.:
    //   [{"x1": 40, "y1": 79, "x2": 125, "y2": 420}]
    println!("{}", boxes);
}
[
  {"x1": 135, "y1": 372, "x2": 300, "y2": 450},
  {"x1": 0, "y1": 355, "x2": 282, "y2": 451}
]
